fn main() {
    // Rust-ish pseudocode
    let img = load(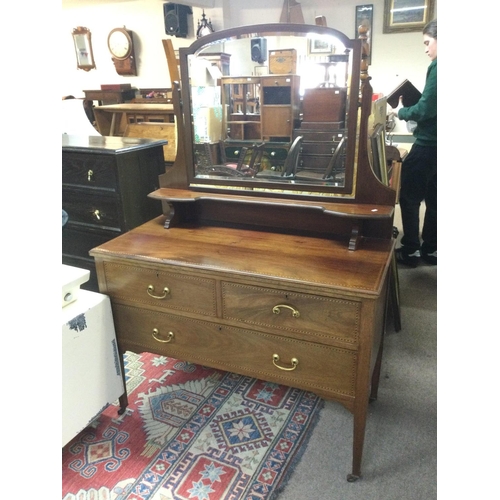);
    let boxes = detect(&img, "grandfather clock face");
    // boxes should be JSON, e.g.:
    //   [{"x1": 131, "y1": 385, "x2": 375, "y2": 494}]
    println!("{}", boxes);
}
[{"x1": 108, "y1": 28, "x2": 137, "y2": 76}]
